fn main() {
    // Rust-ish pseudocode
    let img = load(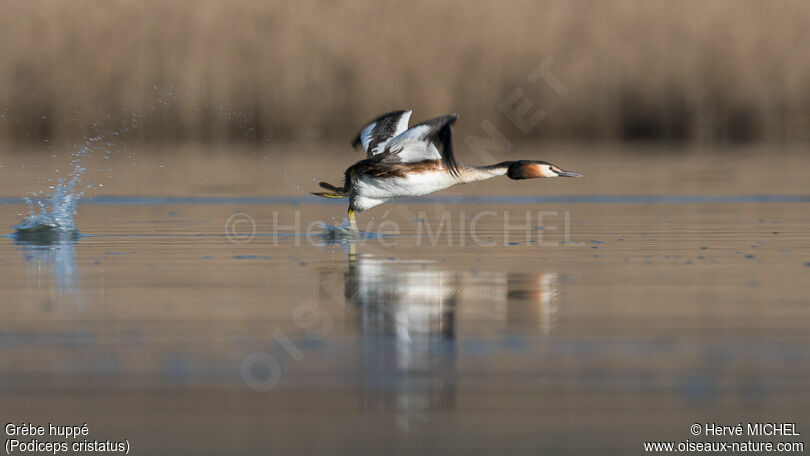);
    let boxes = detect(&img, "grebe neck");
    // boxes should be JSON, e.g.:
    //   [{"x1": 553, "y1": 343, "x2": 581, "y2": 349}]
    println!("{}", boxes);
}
[{"x1": 455, "y1": 161, "x2": 512, "y2": 184}]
